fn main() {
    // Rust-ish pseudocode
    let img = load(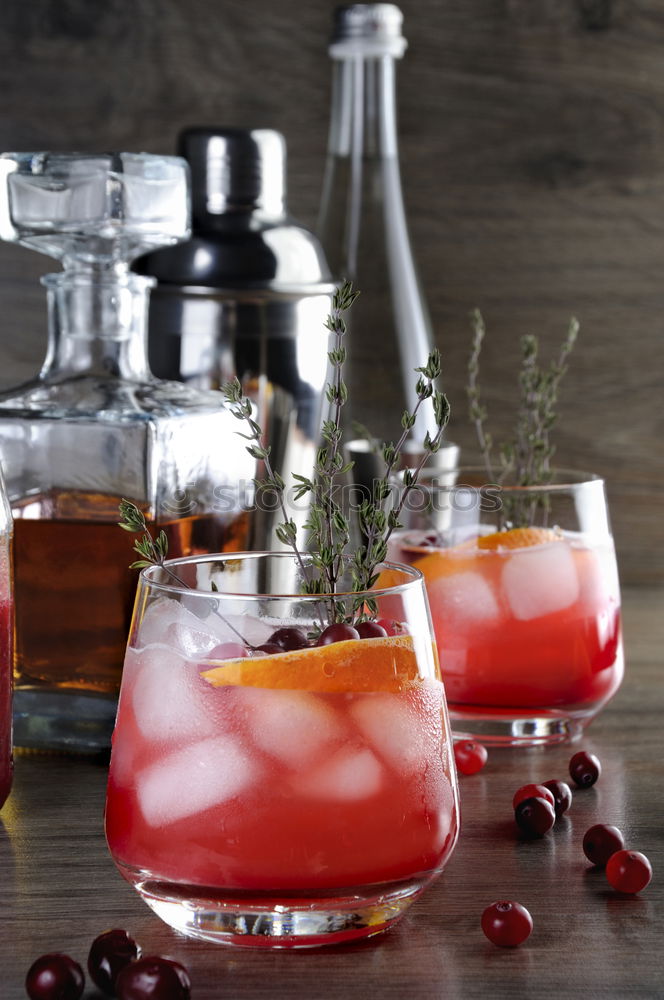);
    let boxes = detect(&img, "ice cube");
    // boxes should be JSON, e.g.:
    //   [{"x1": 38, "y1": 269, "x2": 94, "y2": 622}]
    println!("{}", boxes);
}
[
  {"x1": 108, "y1": 725, "x2": 135, "y2": 788},
  {"x1": 578, "y1": 542, "x2": 620, "y2": 608},
  {"x1": 350, "y1": 694, "x2": 425, "y2": 775},
  {"x1": 137, "y1": 735, "x2": 259, "y2": 827},
  {"x1": 425, "y1": 772, "x2": 458, "y2": 853},
  {"x1": 296, "y1": 748, "x2": 383, "y2": 800},
  {"x1": 130, "y1": 645, "x2": 218, "y2": 744},
  {"x1": 239, "y1": 688, "x2": 342, "y2": 768},
  {"x1": 502, "y1": 543, "x2": 579, "y2": 620},
  {"x1": 138, "y1": 597, "x2": 218, "y2": 651},
  {"x1": 429, "y1": 571, "x2": 500, "y2": 625},
  {"x1": 164, "y1": 621, "x2": 222, "y2": 658},
  {"x1": 137, "y1": 595, "x2": 264, "y2": 654}
]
